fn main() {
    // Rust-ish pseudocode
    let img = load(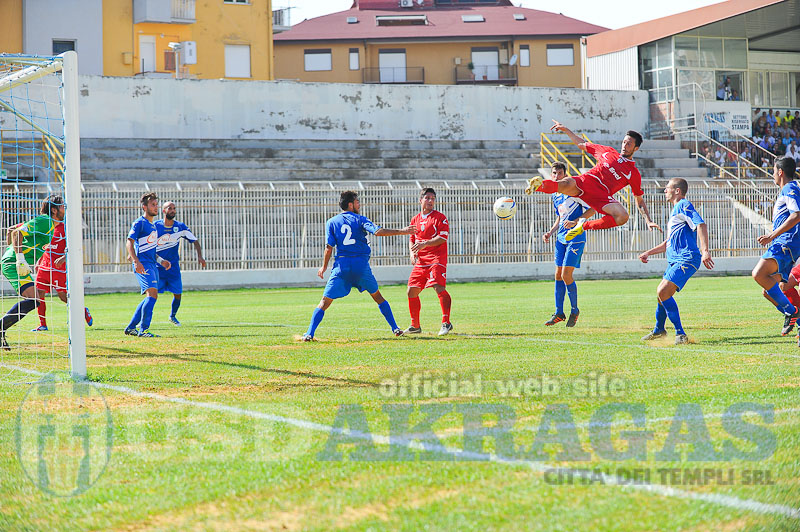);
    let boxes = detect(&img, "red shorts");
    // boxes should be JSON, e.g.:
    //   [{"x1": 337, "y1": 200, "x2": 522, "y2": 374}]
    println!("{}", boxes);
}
[
  {"x1": 408, "y1": 264, "x2": 447, "y2": 289},
  {"x1": 35, "y1": 267, "x2": 67, "y2": 293},
  {"x1": 791, "y1": 264, "x2": 800, "y2": 282},
  {"x1": 575, "y1": 174, "x2": 621, "y2": 214}
]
